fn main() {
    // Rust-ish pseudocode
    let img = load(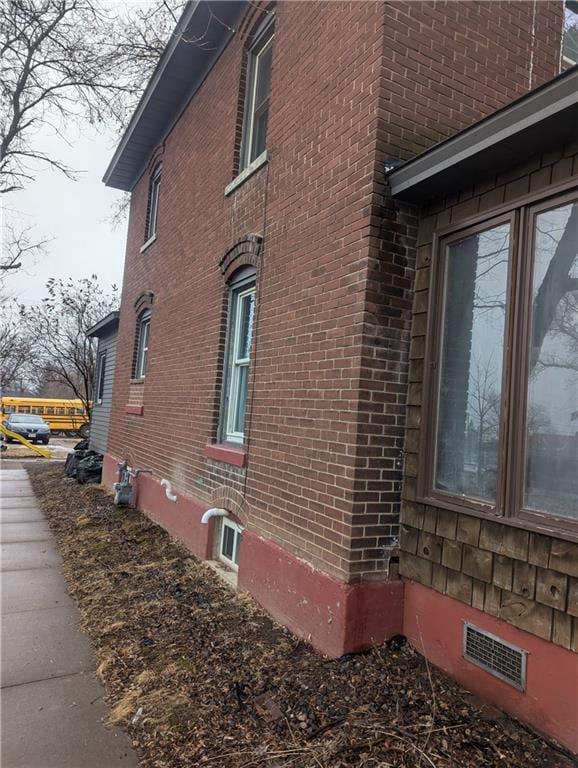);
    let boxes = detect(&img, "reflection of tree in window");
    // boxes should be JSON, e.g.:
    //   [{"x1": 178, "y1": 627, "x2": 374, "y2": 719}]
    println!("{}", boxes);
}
[
  {"x1": 436, "y1": 224, "x2": 510, "y2": 503},
  {"x1": 525, "y1": 202, "x2": 577, "y2": 519}
]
